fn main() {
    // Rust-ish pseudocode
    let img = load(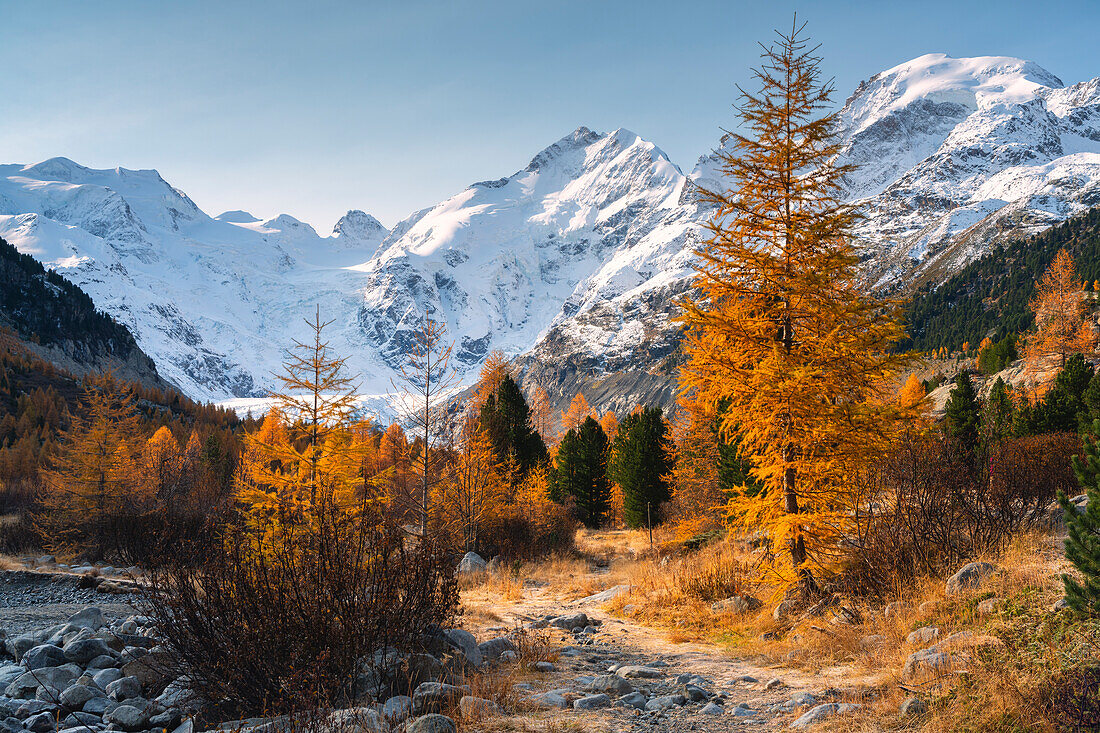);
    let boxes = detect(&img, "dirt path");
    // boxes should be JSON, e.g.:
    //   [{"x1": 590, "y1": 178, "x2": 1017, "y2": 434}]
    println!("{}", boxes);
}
[{"x1": 463, "y1": 574, "x2": 882, "y2": 731}]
